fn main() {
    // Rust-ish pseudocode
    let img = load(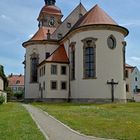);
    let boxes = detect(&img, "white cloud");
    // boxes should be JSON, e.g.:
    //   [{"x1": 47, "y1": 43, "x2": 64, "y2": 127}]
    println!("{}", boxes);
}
[
  {"x1": 130, "y1": 56, "x2": 140, "y2": 61},
  {"x1": 0, "y1": 14, "x2": 11, "y2": 21},
  {"x1": 120, "y1": 20, "x2": 140, "y2": 27}
]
